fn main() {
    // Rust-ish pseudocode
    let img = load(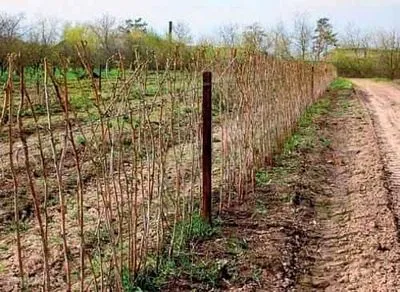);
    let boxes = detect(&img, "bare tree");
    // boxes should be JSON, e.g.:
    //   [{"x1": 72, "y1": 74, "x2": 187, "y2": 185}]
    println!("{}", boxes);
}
[
  {"x1": 377, "y1": 29, "x2": 400, "y2": 79},
  {"x1": 242, "y1": 23, "x2": 271, "y2": 53},
  {"x1": 293, "y1": 13, "x2": 313, "y2": 60},
  {"x1": 0, "y1": 12, "x2": 24, "y2": 75},
  {"x1": 271, "y1": 22, "x2": 292, "y2": 59},
  {"x1": 171, "y1": 21, "x2": 191, "y2": 44},
  {"x1": 340, "y1": 23, "x2": 374, "y2": 59},
  {"x1": 360, "y1": 31, "x2": 372, "y2": 58},
  {"x1": 219, "y1": 23, "x2": 240, "y2": 47},
  {"x1": 28, "y1": 17, "x2": 60, "y2": 46},
  {"x1": 91, "y1": 14, "x2": 117, "y2": 55},
  {"x1": 0, "y1": 12, "x2": 24, "y2": 40},
  {"x1": 197, "y1": 34, "x2": 217, "y2": 46},
  {"x1": 341, "y1": 23, "x2": 363, "y2": 56},
  {"x1": 173, "y1": 21, "x2": 192, "y2": 44}
]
